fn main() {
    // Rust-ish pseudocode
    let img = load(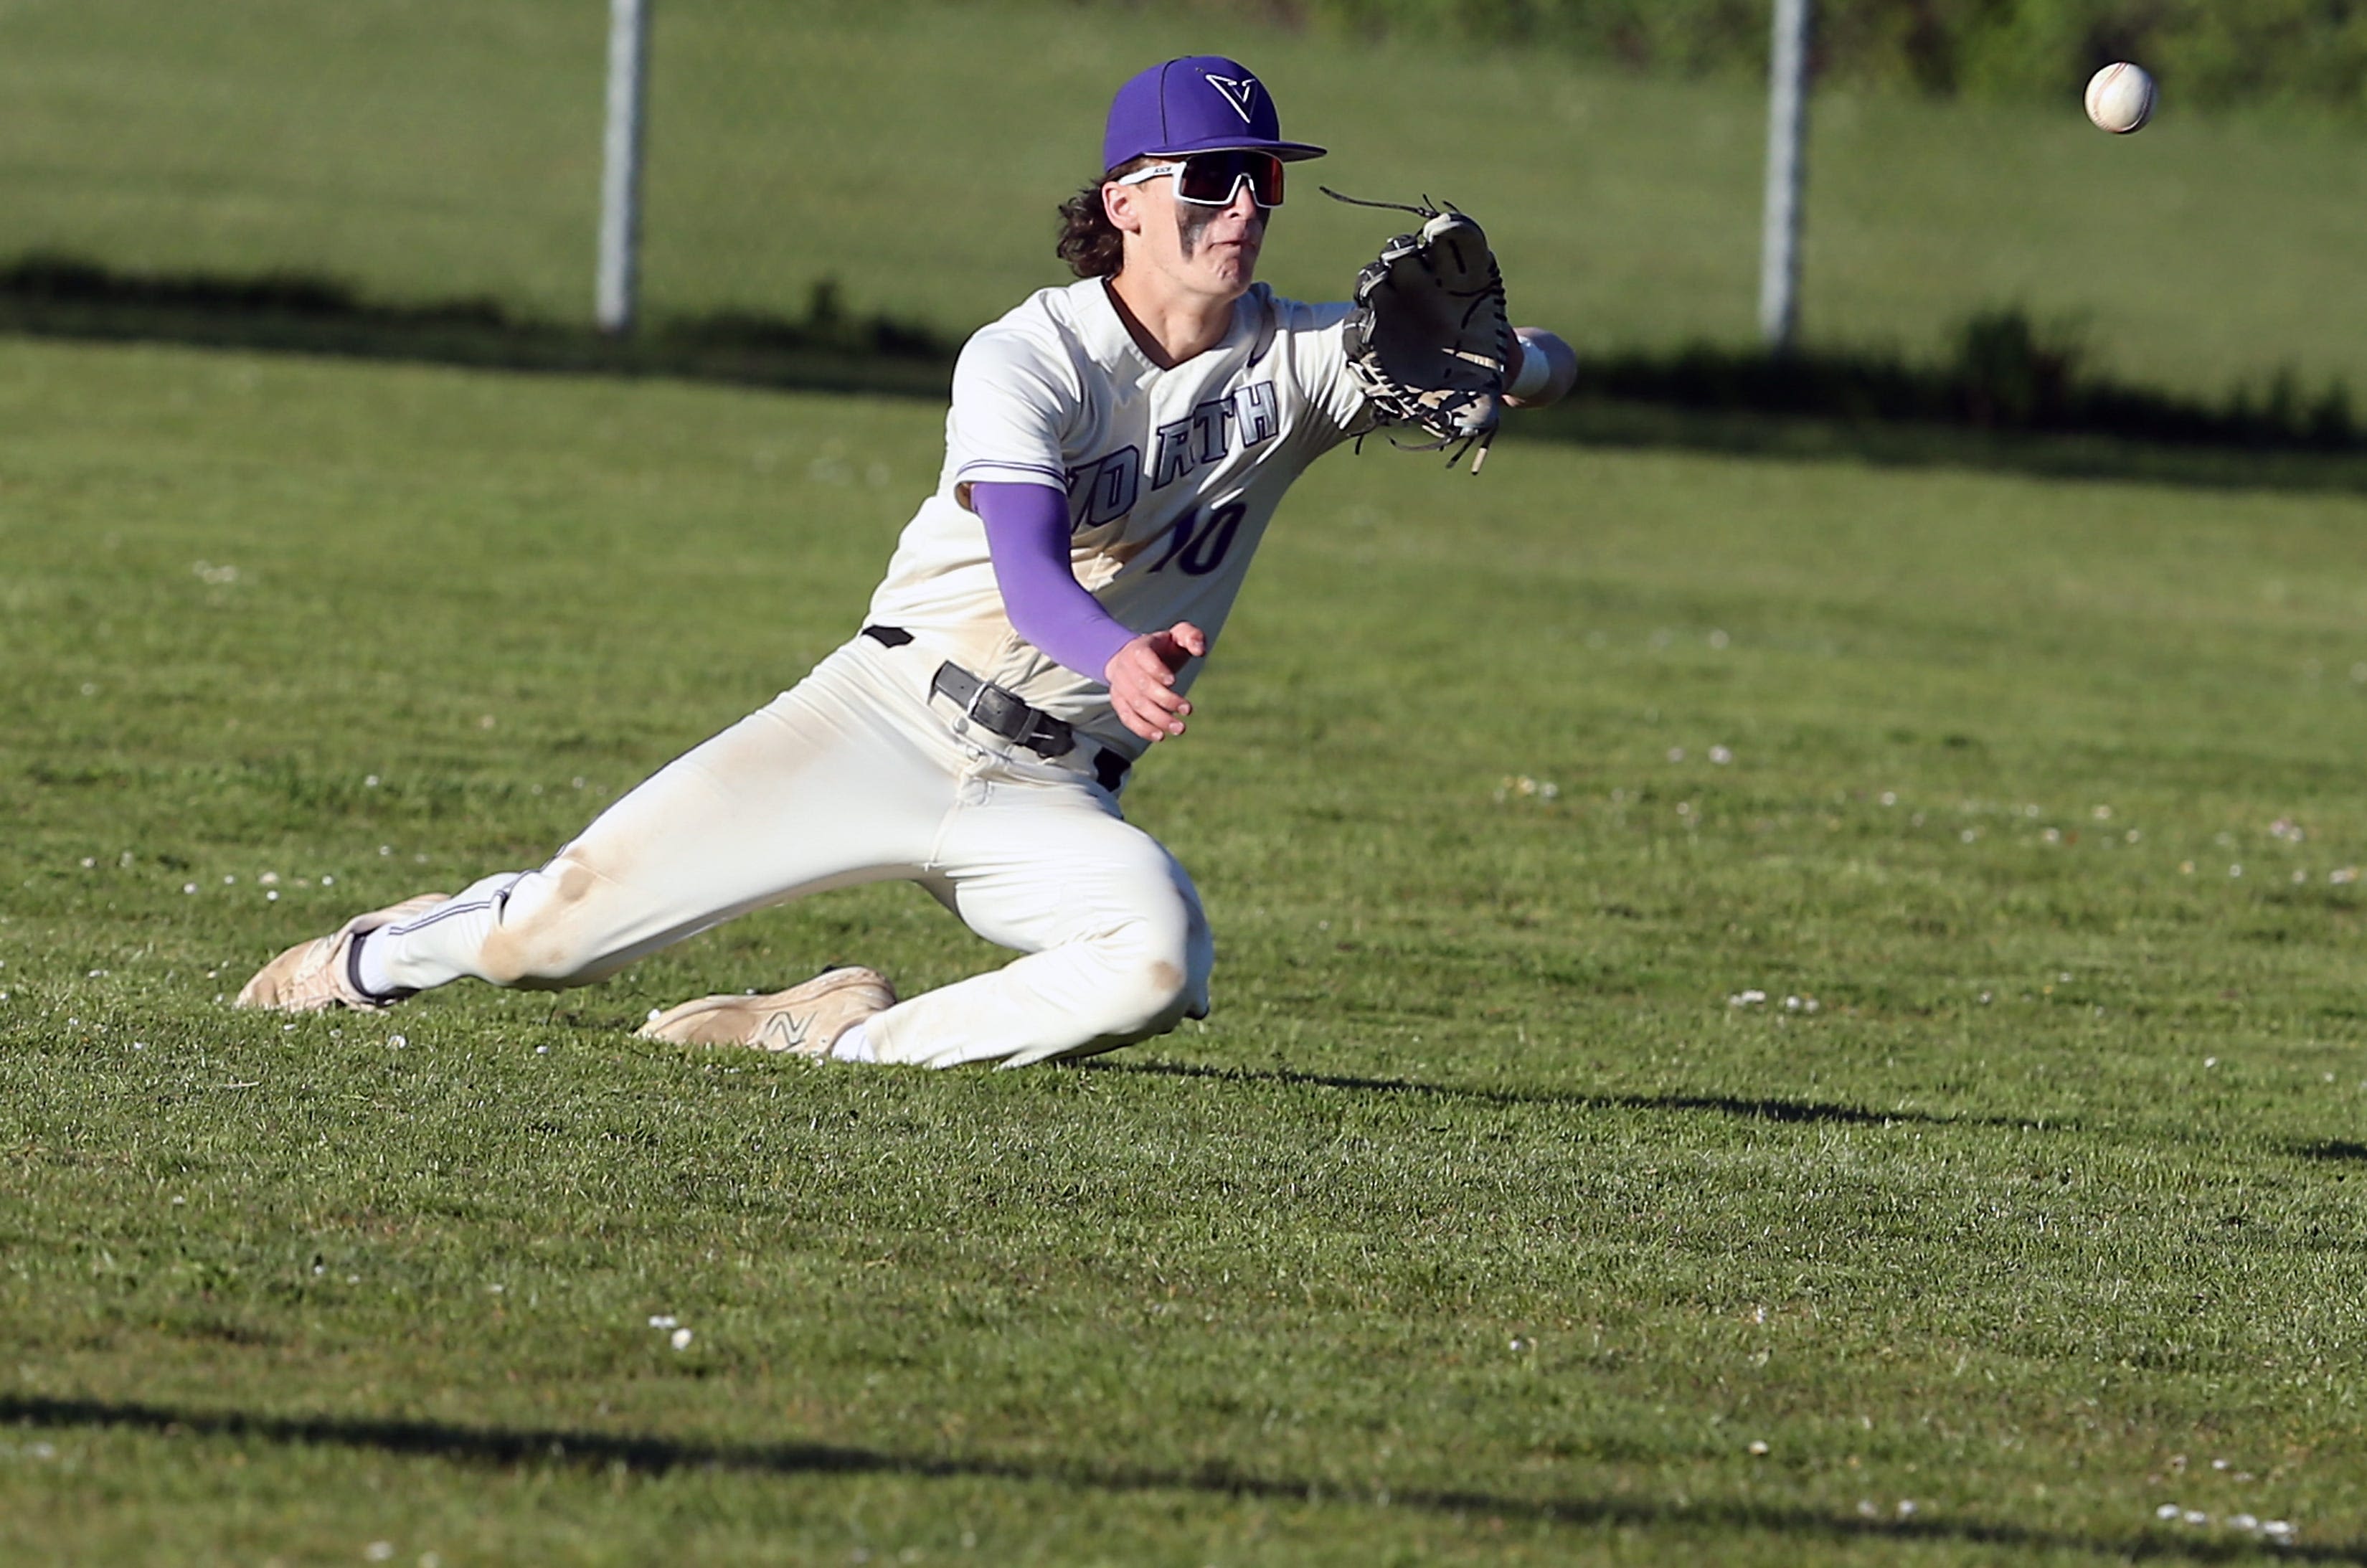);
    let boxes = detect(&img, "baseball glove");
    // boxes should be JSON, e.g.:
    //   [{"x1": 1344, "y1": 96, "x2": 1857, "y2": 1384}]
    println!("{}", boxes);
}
[{"x1": 1326, "y1": 190, "x2": 1513, "y2": 471}]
